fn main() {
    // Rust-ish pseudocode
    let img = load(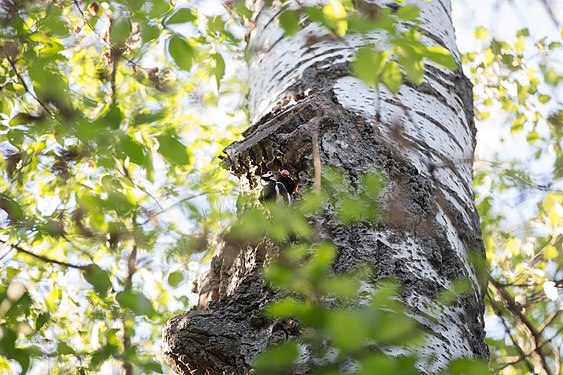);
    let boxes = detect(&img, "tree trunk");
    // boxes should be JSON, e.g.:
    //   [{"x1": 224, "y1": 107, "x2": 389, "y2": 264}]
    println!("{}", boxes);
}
[{"x1": 162, "y1": 1, "x2": 488, "y2": 373}]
